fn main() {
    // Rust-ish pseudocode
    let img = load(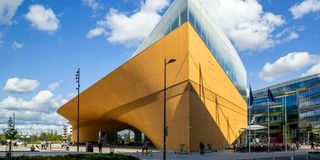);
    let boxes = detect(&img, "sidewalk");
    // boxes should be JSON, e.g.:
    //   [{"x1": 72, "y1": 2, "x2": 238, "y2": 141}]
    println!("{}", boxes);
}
[{"x1": 1, "y1": 144, "x2": 319, "y2": 160}]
